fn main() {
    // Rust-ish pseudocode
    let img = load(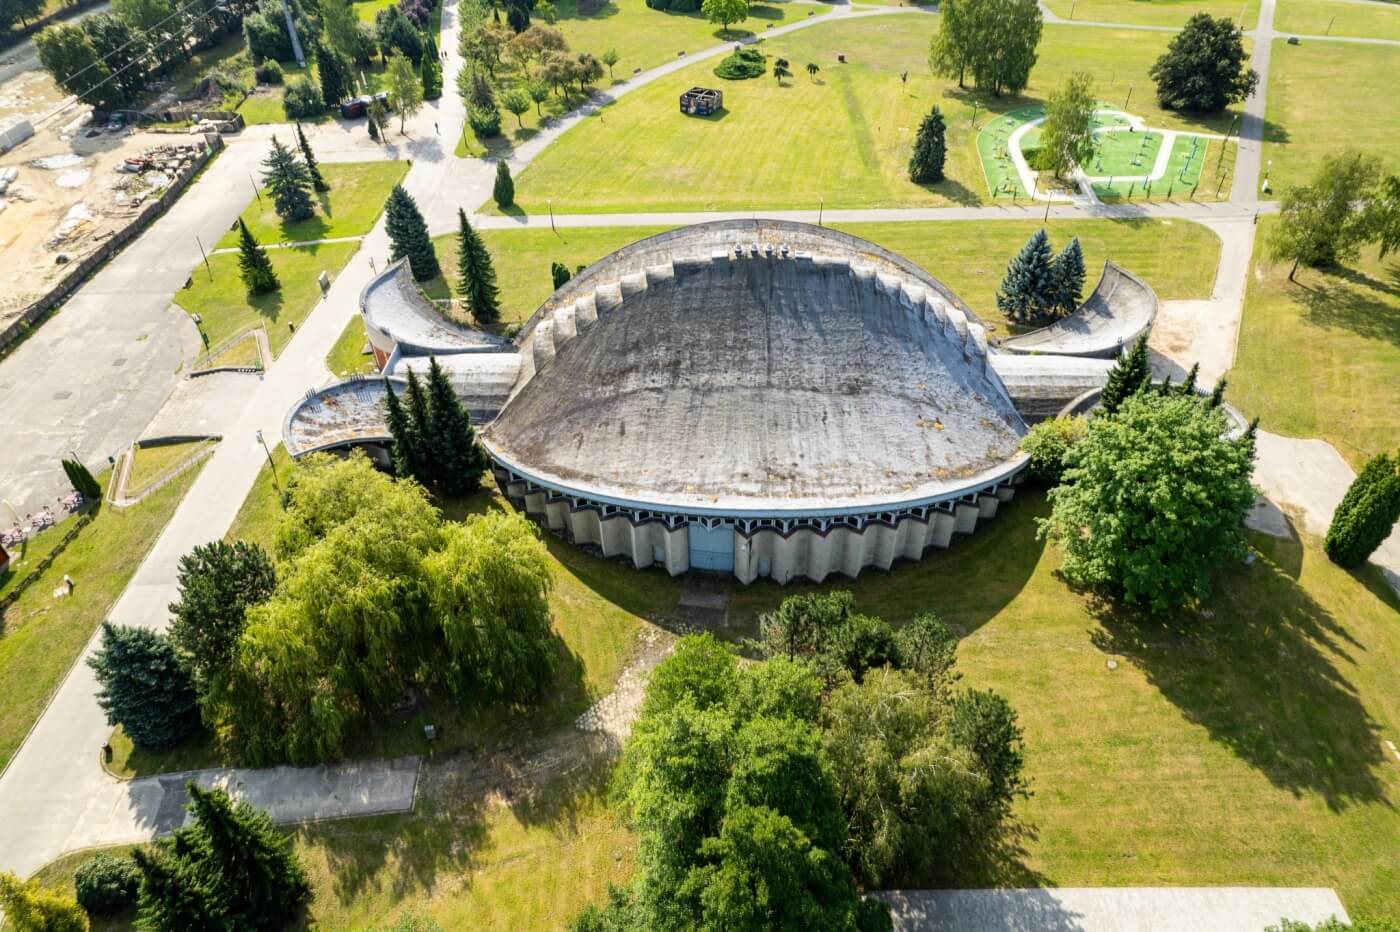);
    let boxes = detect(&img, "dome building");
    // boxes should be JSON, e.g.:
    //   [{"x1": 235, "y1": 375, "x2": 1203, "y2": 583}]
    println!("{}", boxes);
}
[{"x1": 283, "y1": 220, "x2": 1156, "y2": 584}]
